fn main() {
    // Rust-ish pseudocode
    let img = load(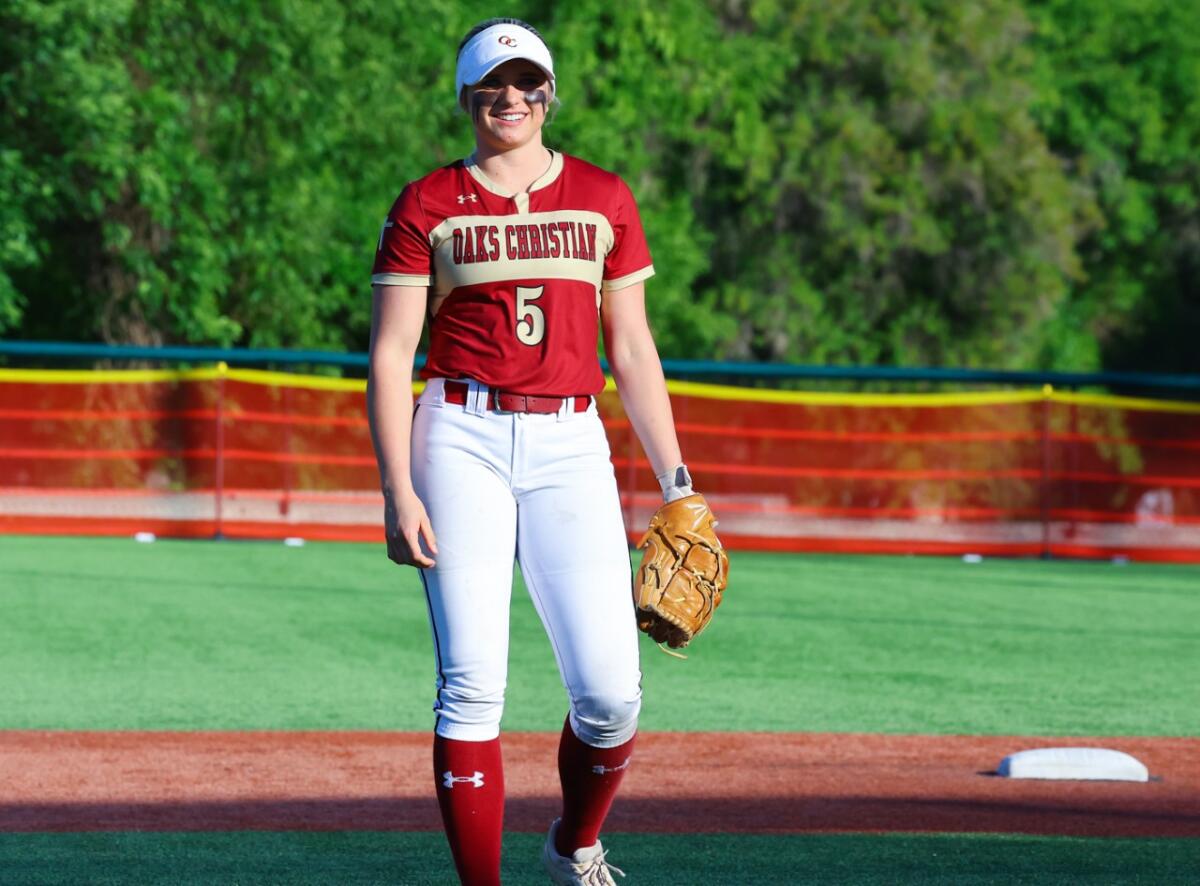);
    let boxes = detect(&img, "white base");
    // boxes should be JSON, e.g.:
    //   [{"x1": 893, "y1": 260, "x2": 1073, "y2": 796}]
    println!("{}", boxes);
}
[{"x1": 998, "y1": 747, "x2": 1149, "y2": 782}]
